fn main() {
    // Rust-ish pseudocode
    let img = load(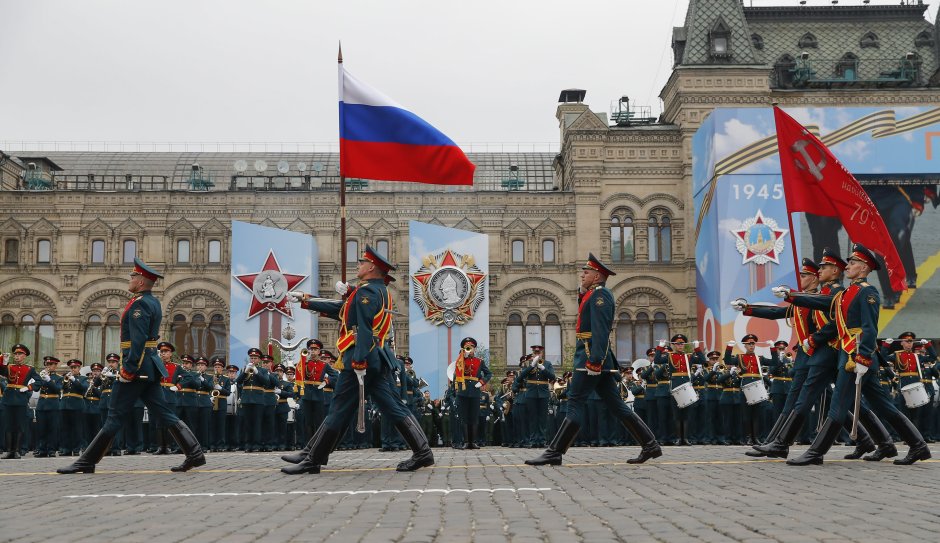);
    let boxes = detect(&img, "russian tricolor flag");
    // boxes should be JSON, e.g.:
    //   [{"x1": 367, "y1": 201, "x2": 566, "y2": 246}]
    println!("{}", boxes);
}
[{"x1": 339, "y1": 64, "x2": 475, "y2": 186}]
